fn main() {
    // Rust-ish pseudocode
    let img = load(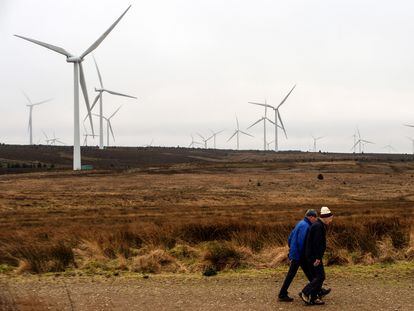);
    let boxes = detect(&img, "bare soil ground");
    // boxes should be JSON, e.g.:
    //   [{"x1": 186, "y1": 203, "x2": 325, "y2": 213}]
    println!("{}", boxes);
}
[{"x1": 1, "y1": 264, "x2": 413, "y2": 310}]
